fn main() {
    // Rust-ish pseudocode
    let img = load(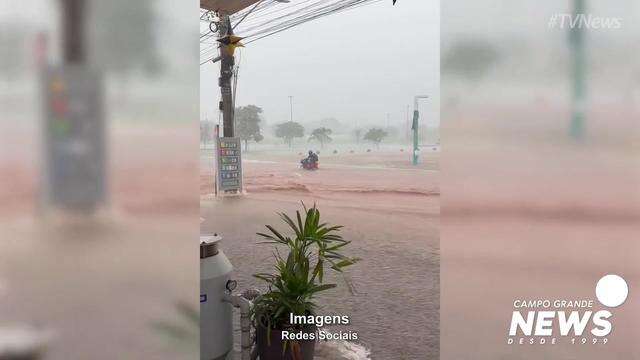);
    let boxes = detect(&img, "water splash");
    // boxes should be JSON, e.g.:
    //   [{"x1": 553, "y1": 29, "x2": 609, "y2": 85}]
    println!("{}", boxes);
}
[{"x1": 316, "y1": 339, "x2": 371, "y2": 360}]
